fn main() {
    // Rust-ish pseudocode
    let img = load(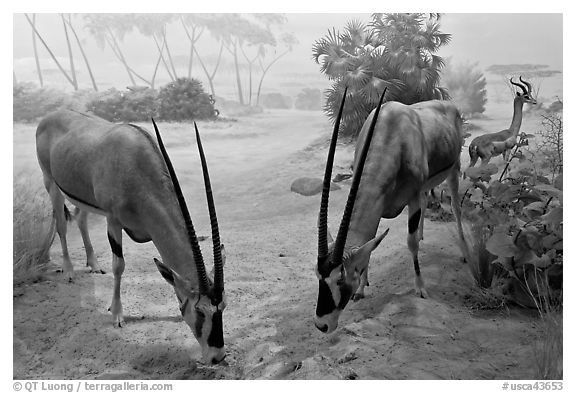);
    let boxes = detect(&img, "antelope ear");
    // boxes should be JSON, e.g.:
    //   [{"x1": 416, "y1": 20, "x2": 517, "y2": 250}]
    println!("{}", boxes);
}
[
  {"x1": 154, "y1": 258, "x2": 176, "y2": 286},
  {"x1": 349, "y1": 229, "x2": 390, "y2": 270}
]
